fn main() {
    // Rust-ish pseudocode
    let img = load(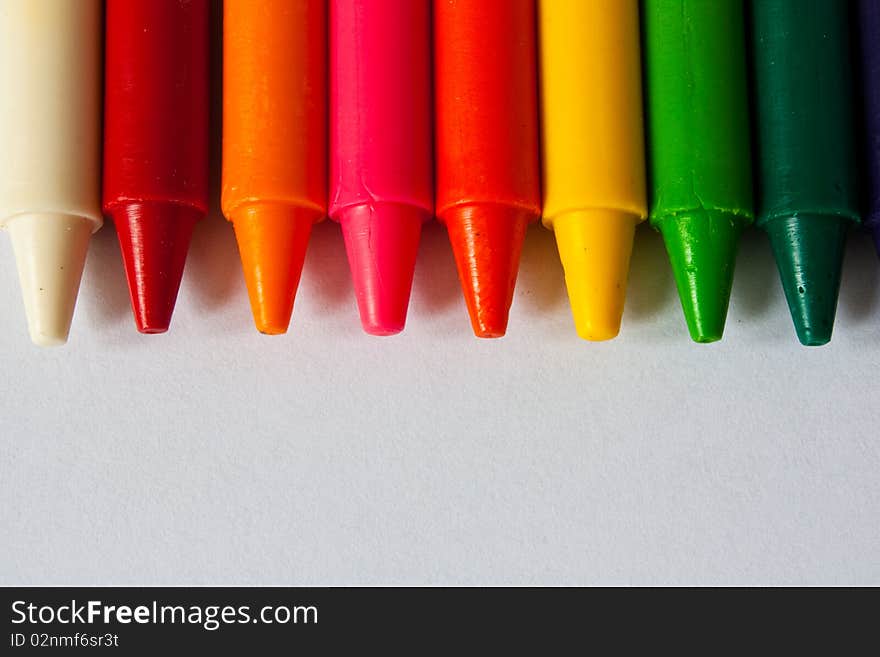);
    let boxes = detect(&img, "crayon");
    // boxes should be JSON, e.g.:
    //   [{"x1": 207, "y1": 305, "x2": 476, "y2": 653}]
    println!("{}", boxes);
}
[
  {"x1": 329, "y1": 0, "x2": 432, "y2": 335},
  {"x1": 750, "y1": 0, "x2": 860, "y2": 346},
  {"x1": 859, "y1": 0, "x2": 880, "y2": 256},
  {"x1": 104, "y1": 0, "x2": 210, "y2": 334},
  {"x1": 222, "y1": 1, "x2": 326, "y2": 334},
  {"x1": 538, "y1": 0, "x2": 647, "y2": 340},
  {"x1": 0, "y1": 0, "x2": 102, "y2": 346},
  {"x1": 434, "y1": 0, "x2": 541, "y2": 338},
  {"x1": 642, "y1": 0, "x2": 753, "y2": 343}
]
